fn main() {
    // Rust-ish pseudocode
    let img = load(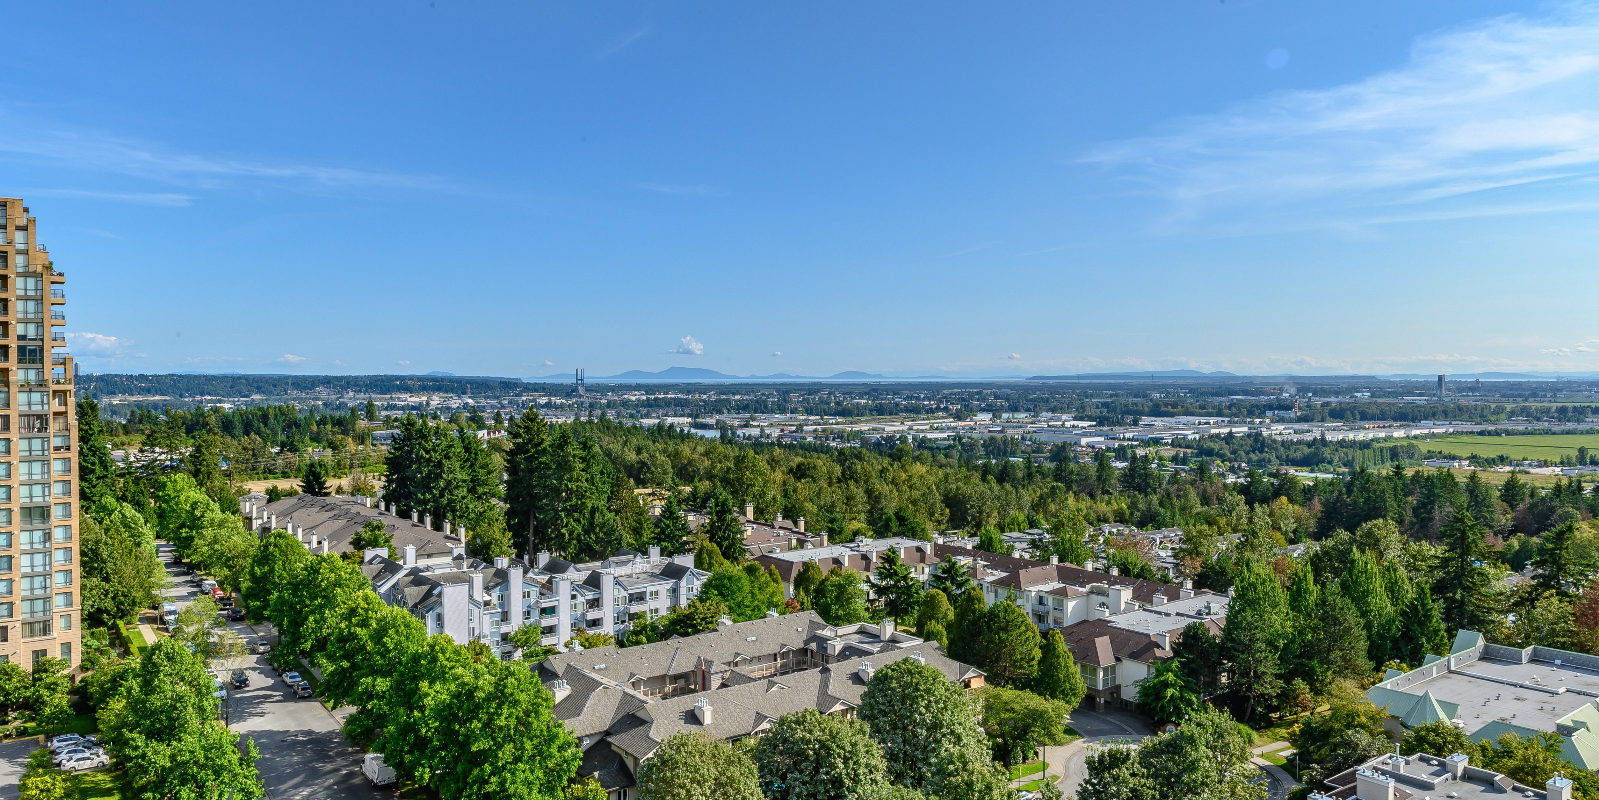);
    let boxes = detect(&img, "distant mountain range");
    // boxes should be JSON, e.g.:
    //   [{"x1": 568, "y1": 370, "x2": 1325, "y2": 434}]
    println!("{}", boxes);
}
[{"x1": 525, "y1": 366, "x2": 892, "y2": 382}]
